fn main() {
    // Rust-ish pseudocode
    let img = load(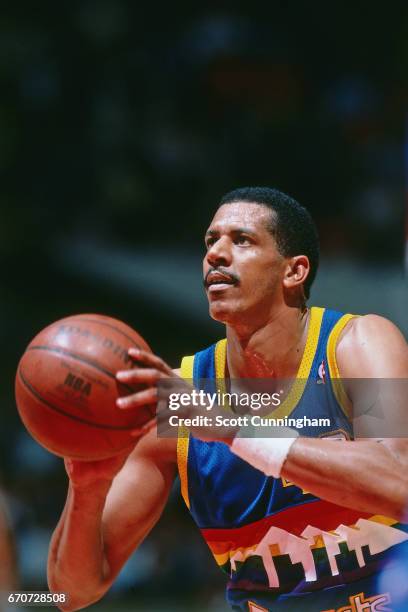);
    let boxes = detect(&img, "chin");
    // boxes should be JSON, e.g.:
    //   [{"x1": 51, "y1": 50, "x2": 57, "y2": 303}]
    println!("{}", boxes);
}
[
  {"x1": 208, "y1": 302, "x2": 231, "y2": 323},
  {"x1": 208, "y1": 301, "x2": 243, "y2": 325}
]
